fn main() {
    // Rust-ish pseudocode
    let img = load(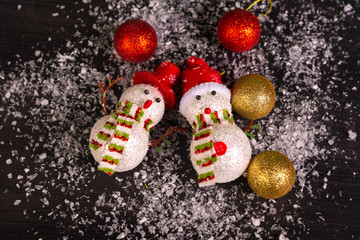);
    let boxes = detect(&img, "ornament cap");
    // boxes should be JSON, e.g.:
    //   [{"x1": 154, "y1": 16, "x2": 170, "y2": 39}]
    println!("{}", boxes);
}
[{"x1": 133, "y1": 62, "x2": 181, "y2": 110}]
